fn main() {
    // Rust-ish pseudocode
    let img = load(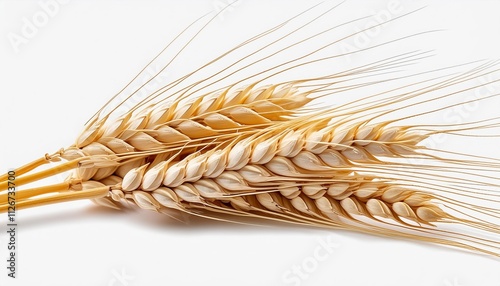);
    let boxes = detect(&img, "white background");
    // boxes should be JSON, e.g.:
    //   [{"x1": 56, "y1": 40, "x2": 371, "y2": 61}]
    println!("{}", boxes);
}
[{"x1": 0, "y1": 1, "x2": 500, "y2": 285}]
